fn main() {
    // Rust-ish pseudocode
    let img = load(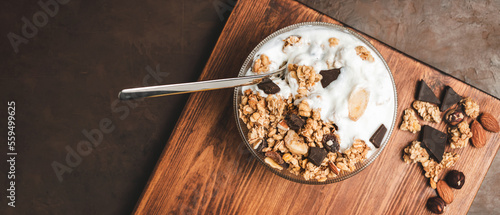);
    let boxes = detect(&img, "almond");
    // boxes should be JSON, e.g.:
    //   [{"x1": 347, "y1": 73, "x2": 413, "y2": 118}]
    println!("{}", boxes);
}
[
  {"x1": 437, "y1": 180, "x2": 454, "y2": 204},
  {"x1": 479, "y1": 113, "x2": 500, "y2": 133},
  {"x1": 348, "y1": 88, "x2": 369, "y2": 121},
  {"x1": 471, "y1": 120, "x2": 486, "y2": 148},
  {"x1": 328, "y1": 161, "x2": 339, "y2": 175}
]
